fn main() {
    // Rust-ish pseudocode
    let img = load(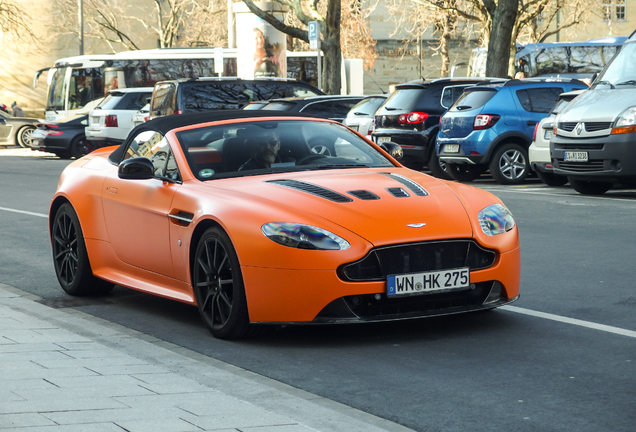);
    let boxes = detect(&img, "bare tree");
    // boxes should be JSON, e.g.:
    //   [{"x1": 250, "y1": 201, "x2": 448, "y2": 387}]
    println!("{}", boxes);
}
[{"x1": 0, "y1": 0, "x2": 36, "y2": 43}]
